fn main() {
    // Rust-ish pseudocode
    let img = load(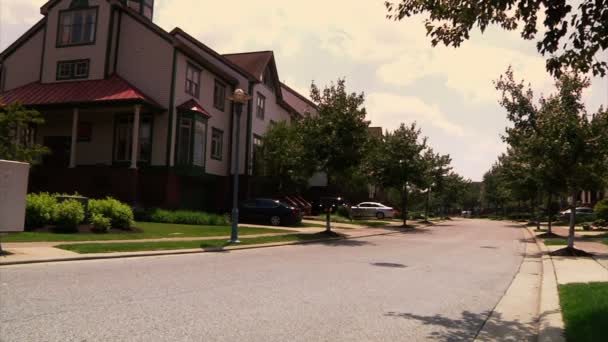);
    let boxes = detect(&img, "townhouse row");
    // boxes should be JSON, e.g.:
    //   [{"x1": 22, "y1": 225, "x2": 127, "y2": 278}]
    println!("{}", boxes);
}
[{"x1": 0, "y1": 0, "x2": 318, "y2": 210}]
